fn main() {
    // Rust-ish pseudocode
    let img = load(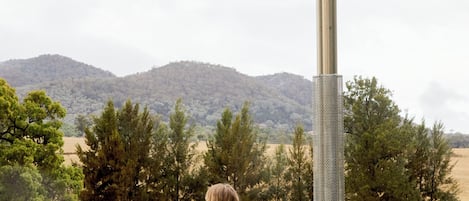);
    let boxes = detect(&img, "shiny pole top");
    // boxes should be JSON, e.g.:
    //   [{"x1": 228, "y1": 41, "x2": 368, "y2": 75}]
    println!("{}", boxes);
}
[{"x1": 317, "y1": 0, "x2": 337, "y2": 75}]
